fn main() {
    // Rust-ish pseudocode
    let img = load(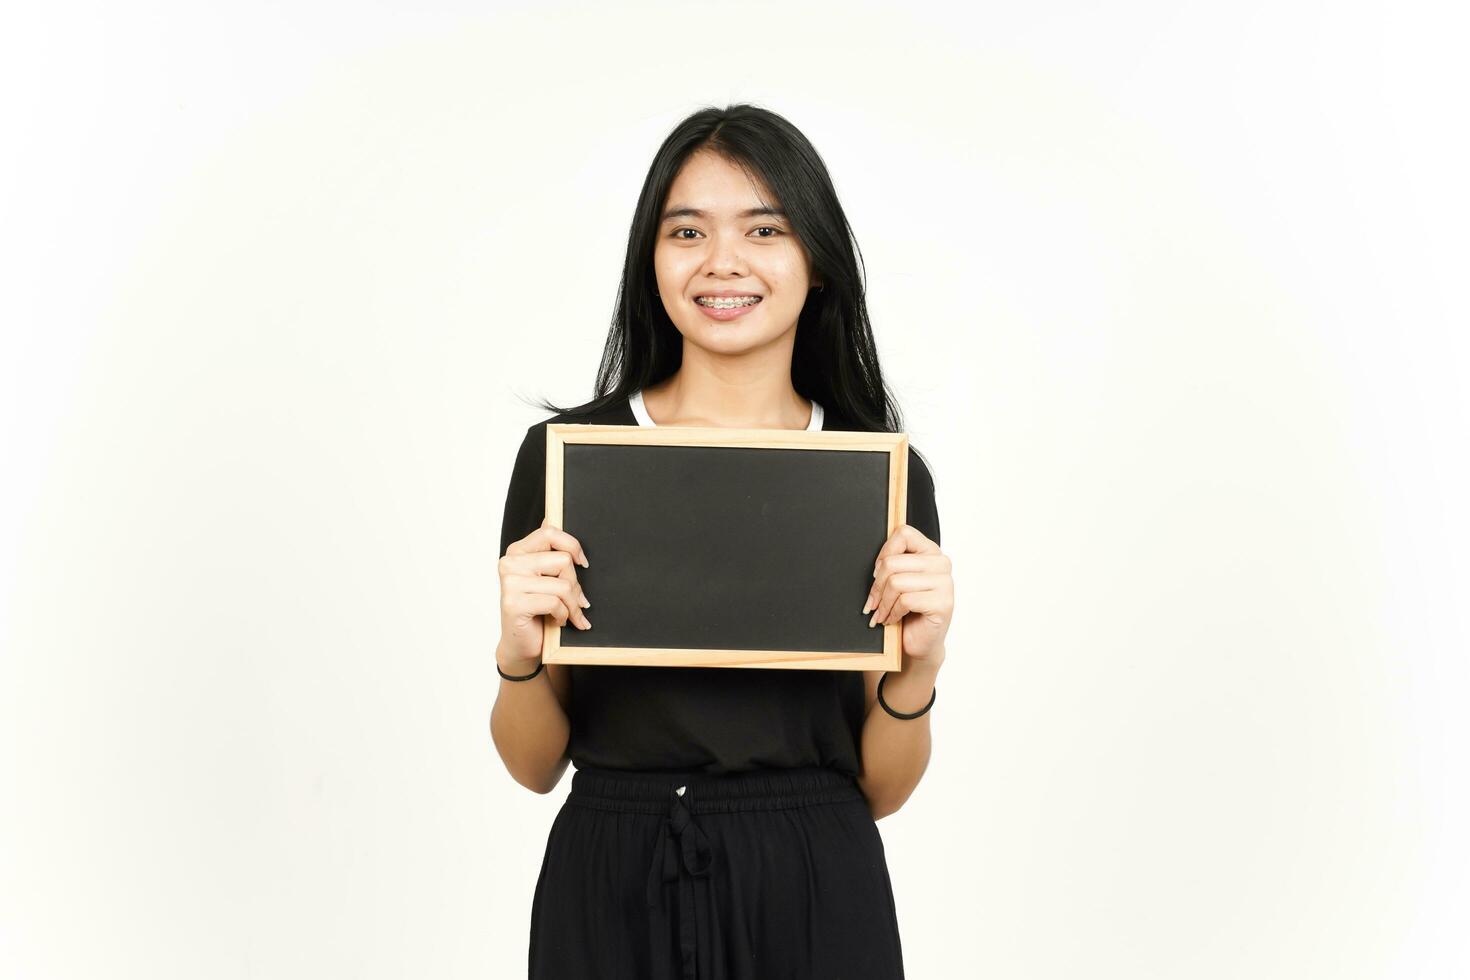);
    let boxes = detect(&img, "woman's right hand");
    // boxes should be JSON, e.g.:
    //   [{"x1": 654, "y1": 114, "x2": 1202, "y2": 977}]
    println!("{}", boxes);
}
[{"x1": 497, "y1": 518, "x2": 592, "y2": 672}]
